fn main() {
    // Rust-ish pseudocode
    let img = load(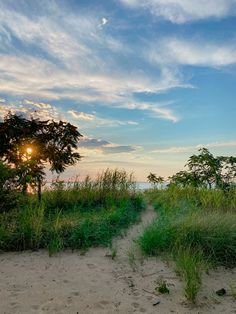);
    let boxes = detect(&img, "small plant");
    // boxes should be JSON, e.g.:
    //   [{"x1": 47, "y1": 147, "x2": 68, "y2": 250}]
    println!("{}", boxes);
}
[
  {"x1": 111, "y1": 247, "x2": 117, "y2": 260},
  {"x1": 155, "y1": 279, "x2": 170, "y2": 294}
]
